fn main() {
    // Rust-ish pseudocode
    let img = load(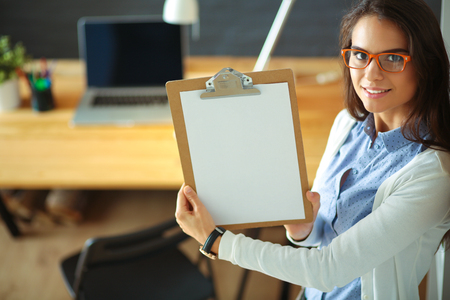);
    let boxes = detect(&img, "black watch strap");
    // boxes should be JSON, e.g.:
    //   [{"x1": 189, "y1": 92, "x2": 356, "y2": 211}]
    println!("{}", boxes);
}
[{"x1": 201, "y1": 227, "x2": 226, "y2": 254}]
